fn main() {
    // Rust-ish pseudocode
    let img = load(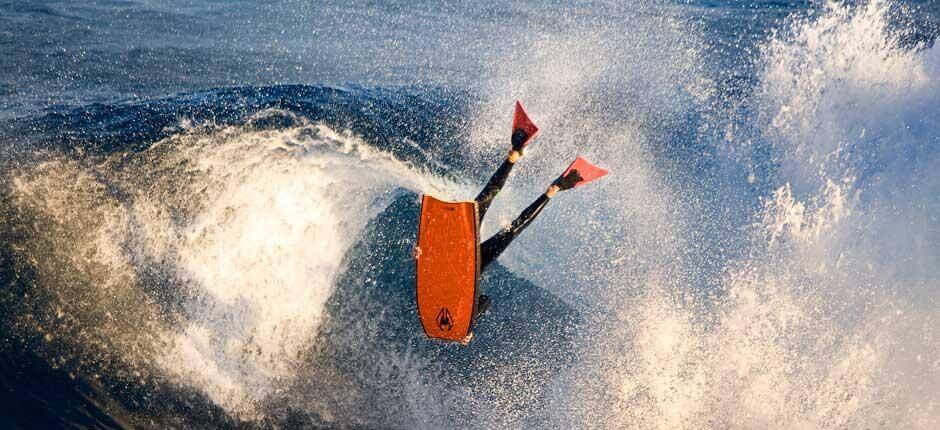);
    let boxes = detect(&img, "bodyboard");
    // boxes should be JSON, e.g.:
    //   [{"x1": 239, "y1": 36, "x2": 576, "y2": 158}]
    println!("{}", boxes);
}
[{"x1": 416, "y1": 195, "x2": 480, "y2": 342}]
